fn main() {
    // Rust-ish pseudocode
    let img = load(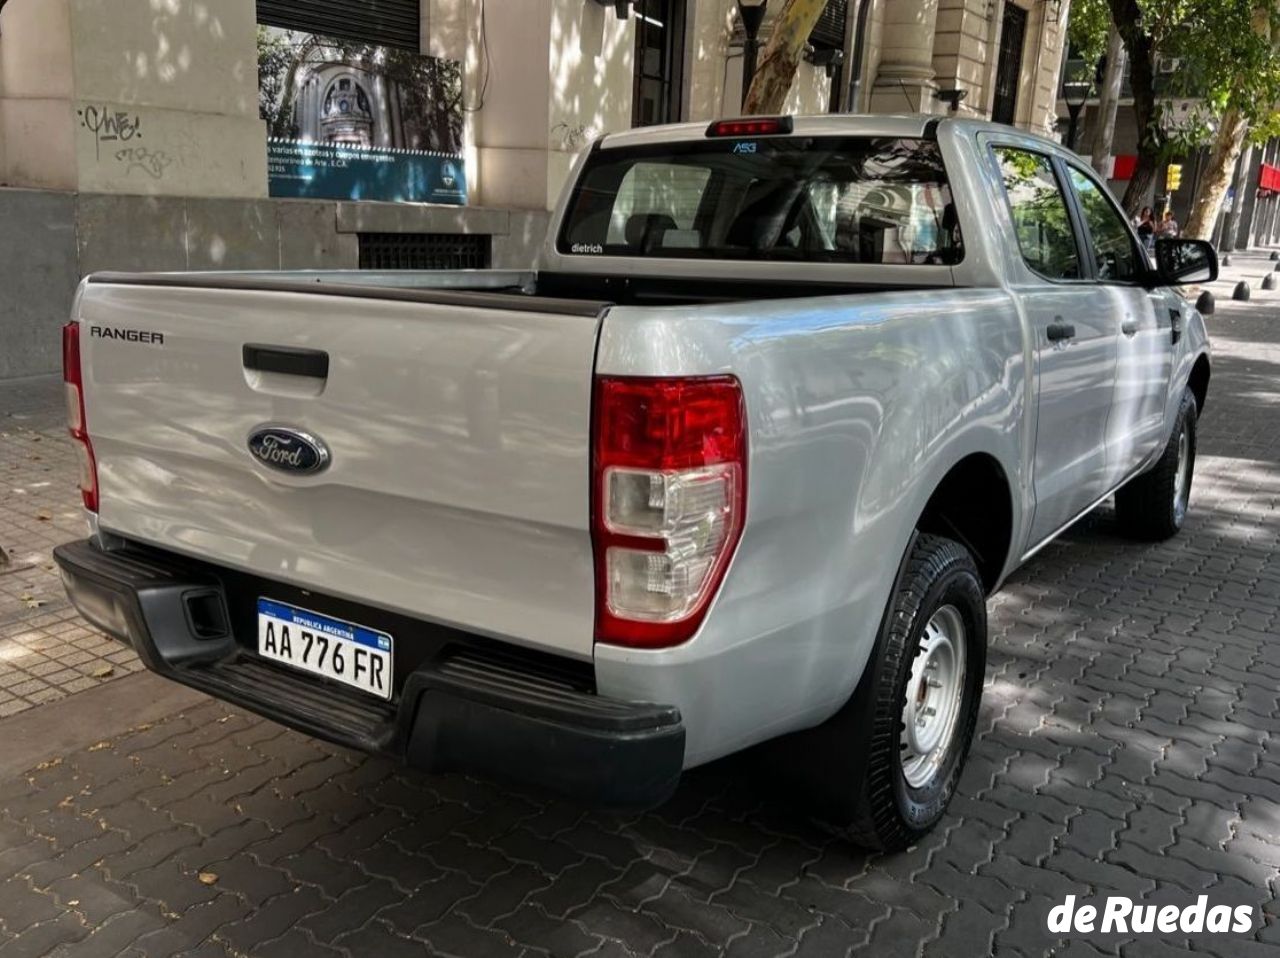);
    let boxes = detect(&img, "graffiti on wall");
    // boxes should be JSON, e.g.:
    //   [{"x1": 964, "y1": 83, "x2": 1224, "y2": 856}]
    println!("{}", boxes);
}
[
  {"x1": 77, "y1": 105, "x2": 180, "y2": 179},
  {"x1": 113, "y1": 147, "x2": 175, "y2": 179}
]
